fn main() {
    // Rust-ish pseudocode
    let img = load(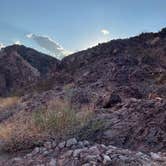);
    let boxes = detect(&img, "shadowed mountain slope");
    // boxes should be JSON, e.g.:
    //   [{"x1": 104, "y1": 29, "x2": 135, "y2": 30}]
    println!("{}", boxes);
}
[{"x1": 0, "y1": 45, "x2": 59, "y2": 96}]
